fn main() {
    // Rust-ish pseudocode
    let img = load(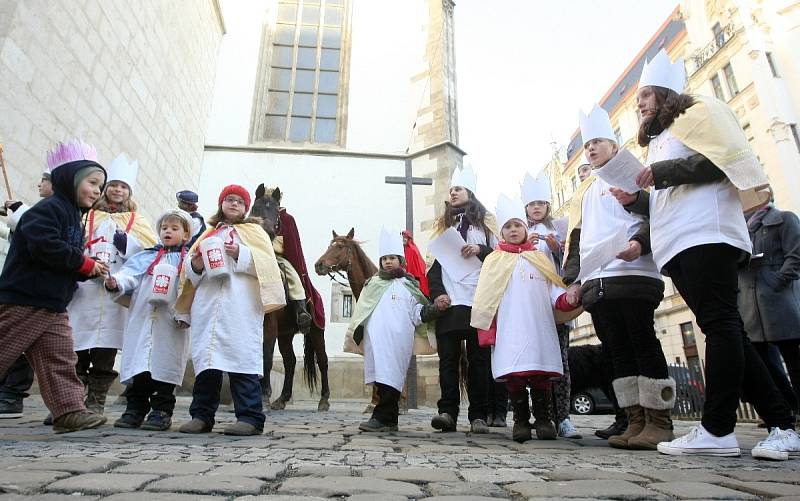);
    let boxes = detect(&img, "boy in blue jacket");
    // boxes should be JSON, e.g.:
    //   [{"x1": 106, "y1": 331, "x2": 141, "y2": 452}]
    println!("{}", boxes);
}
[{"x1": 0, "y1": 140, "x2": 109, "y2": 433}]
